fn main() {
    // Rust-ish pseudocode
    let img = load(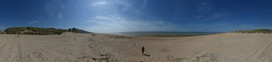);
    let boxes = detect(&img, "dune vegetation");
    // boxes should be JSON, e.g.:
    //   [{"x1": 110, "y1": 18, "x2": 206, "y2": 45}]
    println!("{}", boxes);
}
[
  {"x1": 4, "y1": 27, "x2": 90, "y2": 35},
  {"x1": 233, "y1": 29, "x2": 272, "y2": 33}
]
